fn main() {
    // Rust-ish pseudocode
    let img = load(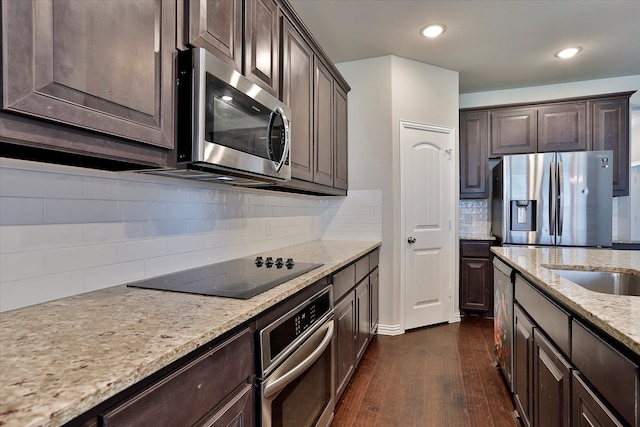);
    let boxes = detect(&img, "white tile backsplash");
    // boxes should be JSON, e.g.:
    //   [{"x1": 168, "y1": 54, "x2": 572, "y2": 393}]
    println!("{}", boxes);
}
[{"x1": 0, "y1": 159, "x2": 382, "y2": 312}]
